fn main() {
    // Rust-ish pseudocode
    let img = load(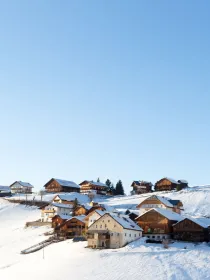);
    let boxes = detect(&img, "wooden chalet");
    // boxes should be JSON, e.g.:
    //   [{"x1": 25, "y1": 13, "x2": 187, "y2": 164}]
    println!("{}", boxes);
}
[
  {"x1": 131, "y1": 180, "x2": 153, "y2": 195},
  {"x1": 55, "y1": 215, "x2": 86, "y2": 238},
  {"x1": 10, "y1": 181, "x2": 34, "y2": 194},
  {"x1": 74, "y1": 205, "x2": 91, "y2": 216},
  {"x1": 135, "y1": 208, "x2": 182, "y2": 240},
  {"x1": 136, "y1": 195, "x2": 183, "y2": 214},
  {"x1": 52, "y1": 214, "x2": 71, "y2": 228},
  {"x1": 79, "y1": 180, "x2": 108, "y2": 195},
  {"x1": 173, "y1": 218, "x2": 210, "y2": 242},
  {"x1": 154, "y1": 178, "x2": 179, "y2": 191},
  {"x1": 154, "y1": 178, "x2": 188, "y2": 191},
  {"x1": 44, "y1": 178, "x2": 80, "y2": 193}
]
